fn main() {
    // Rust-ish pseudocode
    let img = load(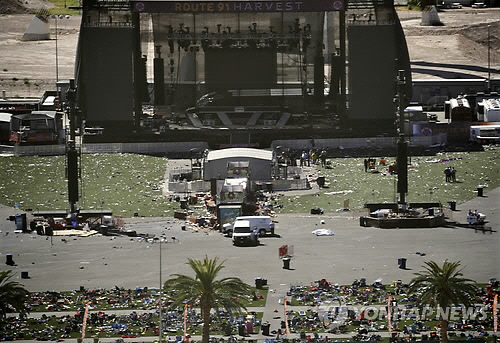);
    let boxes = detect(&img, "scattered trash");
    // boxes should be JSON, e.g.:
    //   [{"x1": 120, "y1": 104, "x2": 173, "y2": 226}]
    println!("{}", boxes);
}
[
  {"x1": 311, "y1": 229, "x2": 335, "y2": 236},
  {"x1": 310, "y1": 208, "x2": 324, "y2": 215}
]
